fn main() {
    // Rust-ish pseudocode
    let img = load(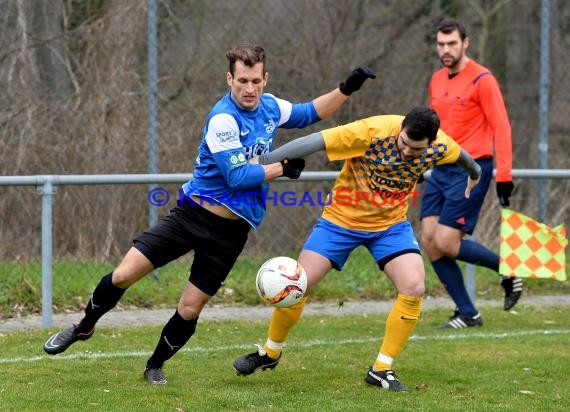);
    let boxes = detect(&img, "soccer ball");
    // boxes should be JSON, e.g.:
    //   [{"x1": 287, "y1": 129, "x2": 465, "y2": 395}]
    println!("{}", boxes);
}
[{"x1": 256, "y1": 256, "x2": 308, "y2": 308}]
